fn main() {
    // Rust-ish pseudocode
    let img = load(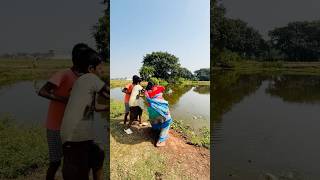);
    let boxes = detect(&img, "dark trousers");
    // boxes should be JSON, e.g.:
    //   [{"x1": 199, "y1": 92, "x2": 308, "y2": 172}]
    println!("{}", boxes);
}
[{"x1": 62, "y1": 140, "x2": 104, "y2": 180}]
